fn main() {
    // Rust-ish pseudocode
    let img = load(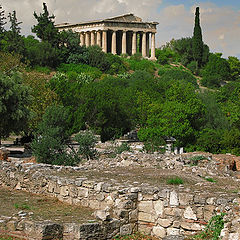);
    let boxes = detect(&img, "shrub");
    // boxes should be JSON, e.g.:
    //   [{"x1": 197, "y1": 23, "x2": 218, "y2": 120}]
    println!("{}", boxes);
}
[
  {"x1": 125, "y1": 58, "x2": 155, "y2": 74},
  {"x1": 167, "y1": 177, "x2": 184, "y2": 185},
  {"x1": 205, "y1": 177, "x2": 216, "y2": 182},
  {"x1": 115, "y1": 142, "x2": 130, "y2": 154},
  {"x1": 189, "y1": 155, "x2": 206, "y2": 166},
  {"x1": 74, "y1": 131, "x2": 98, "y2": 160}
]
